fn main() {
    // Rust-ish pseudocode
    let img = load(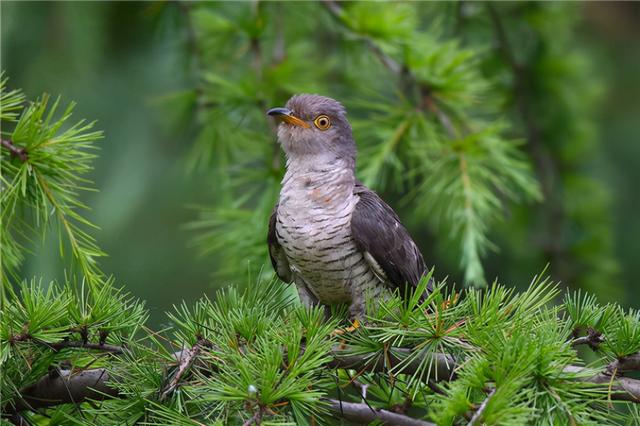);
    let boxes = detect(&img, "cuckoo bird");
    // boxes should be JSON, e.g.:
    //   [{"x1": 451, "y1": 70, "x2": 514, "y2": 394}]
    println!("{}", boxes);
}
[{"x1": 267, "y1": 94, "x2": 431, "y2": 323}]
